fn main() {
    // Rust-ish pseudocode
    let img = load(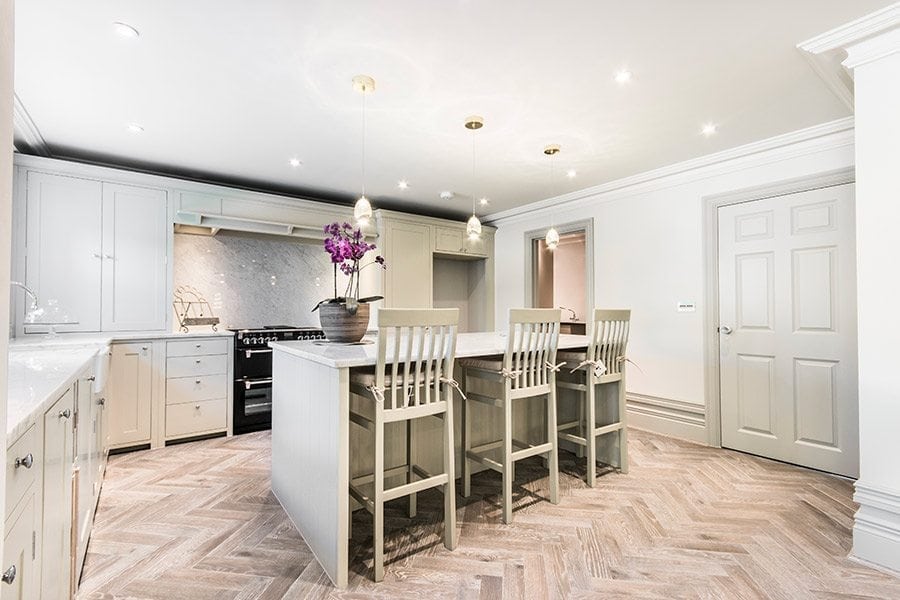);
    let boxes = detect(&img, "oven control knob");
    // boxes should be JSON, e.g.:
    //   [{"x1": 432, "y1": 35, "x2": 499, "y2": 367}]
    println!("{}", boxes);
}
[
  {"x1": 251, "y1": 337, "x2": 260, "y2": 344},
  {"x1": 267, "y1": 336, "x2": 275, "y2": 343}
]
